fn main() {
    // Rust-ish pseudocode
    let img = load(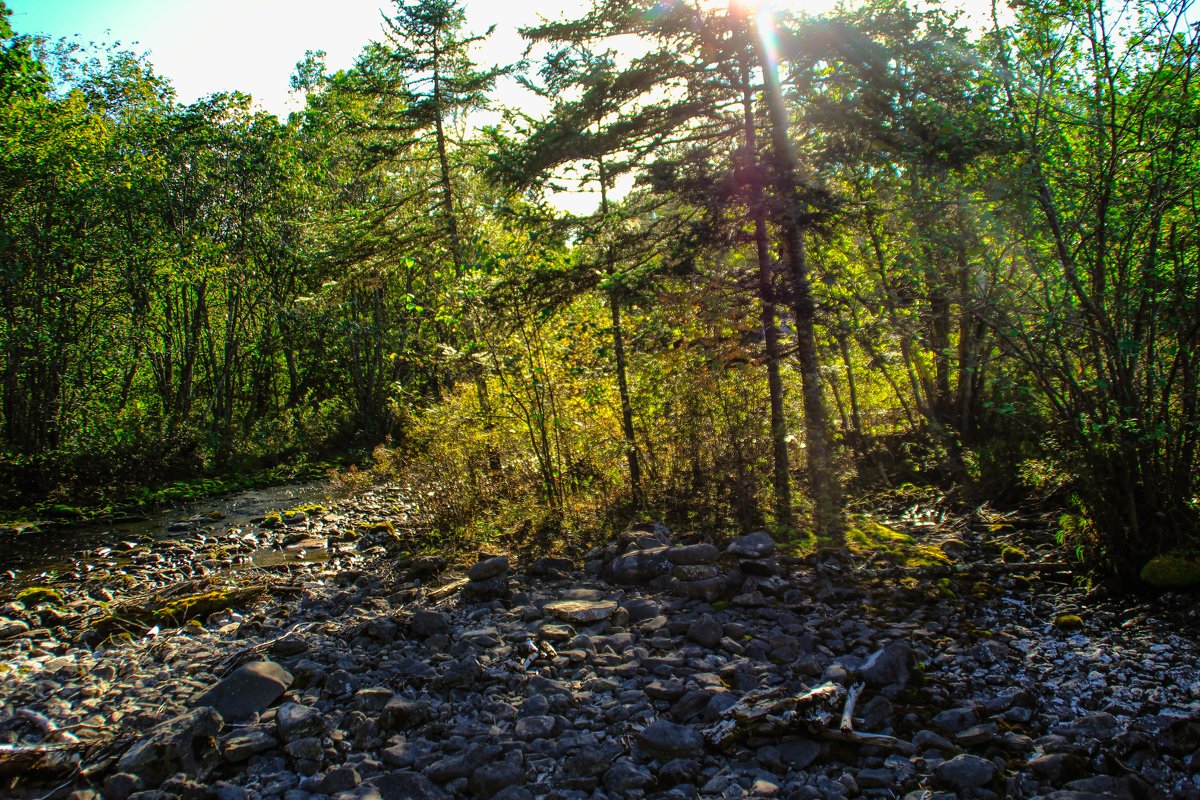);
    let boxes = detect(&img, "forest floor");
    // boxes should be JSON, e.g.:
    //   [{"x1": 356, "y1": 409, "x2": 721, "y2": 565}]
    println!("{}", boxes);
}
[{"x1": 1, "y1": 482, "x2": 1199, "y2": 800}]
